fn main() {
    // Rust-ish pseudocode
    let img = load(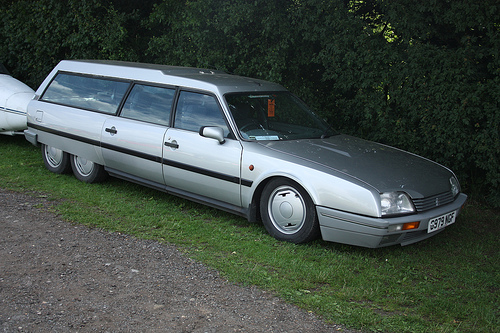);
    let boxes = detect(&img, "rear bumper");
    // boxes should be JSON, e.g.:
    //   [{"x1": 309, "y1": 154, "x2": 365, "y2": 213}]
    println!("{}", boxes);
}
[
  {"x1": 24, "y1": 128, "x2": 38, "y2": 146},
  {"x1": 317, "y1": 193, "x2": 467, "y2": 248}
]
